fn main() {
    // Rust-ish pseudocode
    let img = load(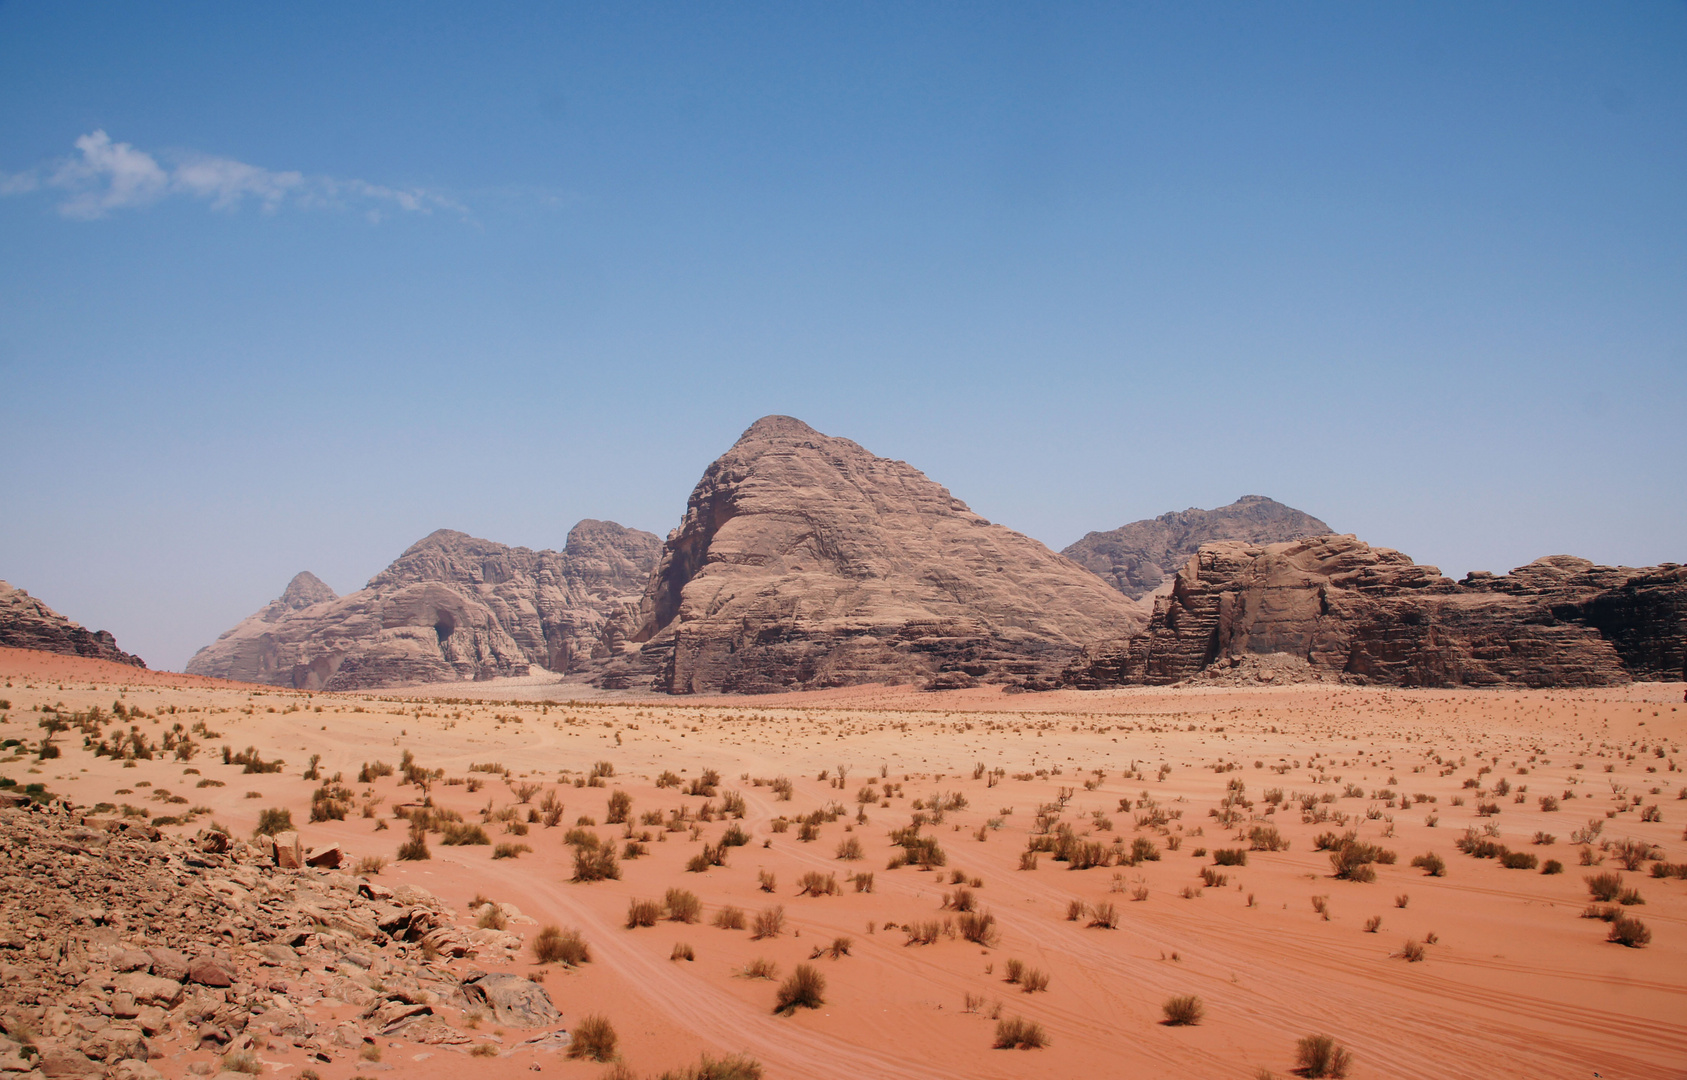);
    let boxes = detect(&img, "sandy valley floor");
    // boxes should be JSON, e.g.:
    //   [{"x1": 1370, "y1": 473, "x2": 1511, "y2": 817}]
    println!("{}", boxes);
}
[{"x1": 2, "y1": 646, "x2": 1683, "y2": 1080}]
